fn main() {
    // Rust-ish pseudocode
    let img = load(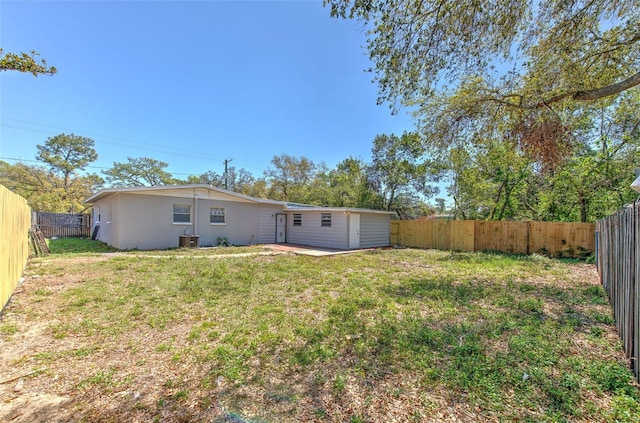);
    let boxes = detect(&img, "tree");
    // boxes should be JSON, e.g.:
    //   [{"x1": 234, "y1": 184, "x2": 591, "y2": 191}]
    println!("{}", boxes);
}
[
  {"x1": 36, "y1": 134, "x2": 98, "y2": 192},
  {"x1": 327, "y1": 0, "x2": 640, "y2": 165},
  {"x1": 532, "y1": 94, "x2": 640, "y2": 222},
  {"x1": 103, "y1": 157, "x2": 174, "y2": 187},
  {"x1": 369, "y1": 132, "x2": 436, "y2": 210},
  {"x1": 184, "y1": 166, "x2": 268, "y2": 198},
  {"x1": 327, "y1": 0, "x2": 639, "y2": 110},
  {"x1": 264, "y1": 154, "x2": 319, "y2": 202},
  {"x1": 327, "y1": 157, "x2": 382, "y2": 208},
  {"x1": 0, "y1": 48, "x2": 56, "y2": 76},
  {"x1": 0, "y1": 161, "x2": 102, "y2": 213}
]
